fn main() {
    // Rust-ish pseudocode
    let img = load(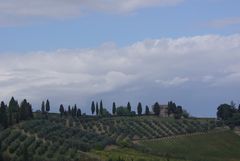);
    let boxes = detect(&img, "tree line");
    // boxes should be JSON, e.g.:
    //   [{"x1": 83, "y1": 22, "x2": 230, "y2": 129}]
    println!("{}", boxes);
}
[
  {"x1": 58, "y1": 100, "x2": 188, "y2": 119},
  {"x1": 217, "y1": 101, "x2": 240, "y2": 129},
  {"x1": 0, "y1": 97, "x2": 33, "y2": 129}
]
